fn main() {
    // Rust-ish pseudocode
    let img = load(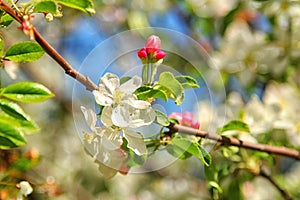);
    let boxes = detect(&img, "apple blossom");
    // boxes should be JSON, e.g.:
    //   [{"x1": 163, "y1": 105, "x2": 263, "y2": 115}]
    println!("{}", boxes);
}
[{"x1": 93, "y1": 73, "x2": 156, "y2": 128}]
